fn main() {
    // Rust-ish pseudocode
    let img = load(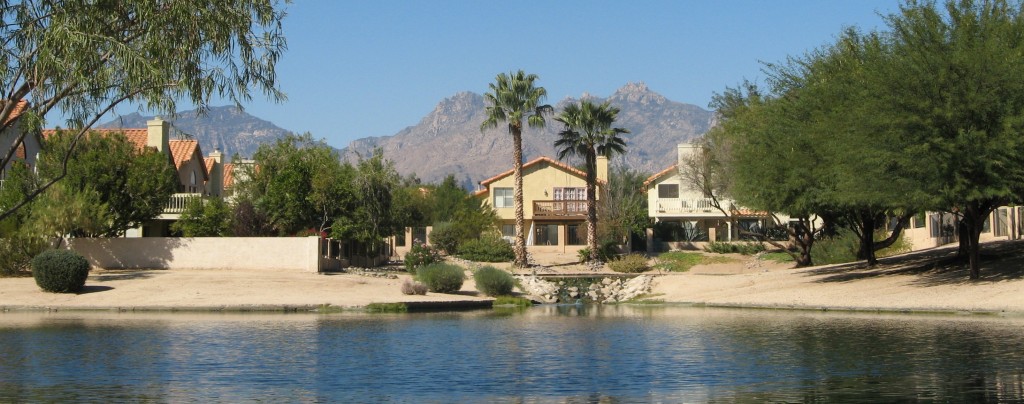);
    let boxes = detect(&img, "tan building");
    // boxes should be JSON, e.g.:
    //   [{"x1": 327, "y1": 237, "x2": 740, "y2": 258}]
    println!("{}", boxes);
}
[
  {"x1": 473, "y1": 156, "x2": 607, "y2": 253},
  {"x1": 0, "y1": 100, "x2": 40, "y2": 187}
]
